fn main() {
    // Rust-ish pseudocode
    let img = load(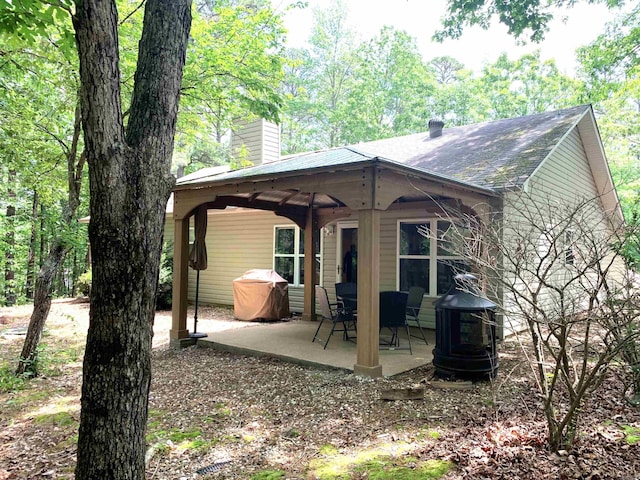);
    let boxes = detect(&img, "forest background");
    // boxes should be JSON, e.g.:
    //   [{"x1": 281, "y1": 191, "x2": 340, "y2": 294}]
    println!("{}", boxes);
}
[{"x1": 0, "y1": 0, "x2": 638, "y2": 307}]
